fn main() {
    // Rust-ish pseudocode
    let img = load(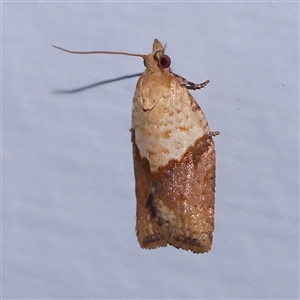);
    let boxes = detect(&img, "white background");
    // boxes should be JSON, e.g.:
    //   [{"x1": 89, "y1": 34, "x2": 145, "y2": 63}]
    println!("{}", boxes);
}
[{"x1": 2, "y1": 1, "x2": 299, "y2": 299}]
